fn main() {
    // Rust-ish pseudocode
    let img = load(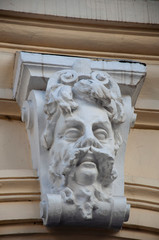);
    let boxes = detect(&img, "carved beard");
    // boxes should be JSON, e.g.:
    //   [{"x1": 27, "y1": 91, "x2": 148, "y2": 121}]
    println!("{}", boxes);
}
[{"x1": 49, "y1": 143, "x2": 117, "y2": 193}]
